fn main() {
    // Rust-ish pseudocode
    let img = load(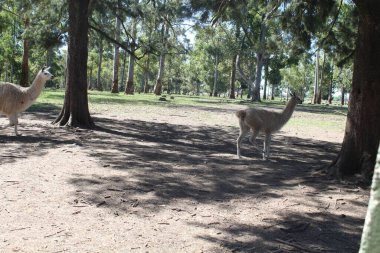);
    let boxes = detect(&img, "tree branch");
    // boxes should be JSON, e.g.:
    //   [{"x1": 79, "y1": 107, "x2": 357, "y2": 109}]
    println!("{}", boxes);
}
[
  {"x1": 88, "y1": 23, "x2": 149, "y2": 60},
  {"x1": 236, "y1": 54, "x2": 254, "y2": 86}
]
